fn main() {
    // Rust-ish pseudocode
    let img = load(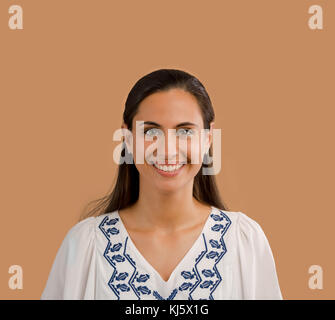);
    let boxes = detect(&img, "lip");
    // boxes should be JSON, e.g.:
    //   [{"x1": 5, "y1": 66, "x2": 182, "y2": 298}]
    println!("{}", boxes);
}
[
  {"x1": 152, "y1": 163, "x2": 185, "y2": 177},
  {"x1": 153, "y1": 163, "x2": 185, "y2": 166}
]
